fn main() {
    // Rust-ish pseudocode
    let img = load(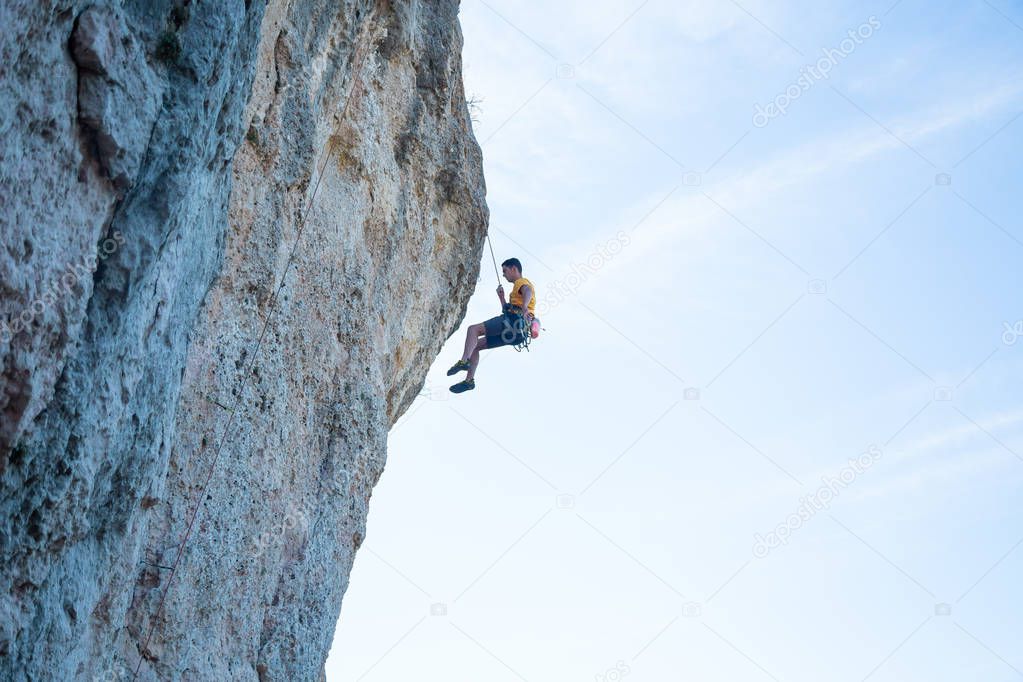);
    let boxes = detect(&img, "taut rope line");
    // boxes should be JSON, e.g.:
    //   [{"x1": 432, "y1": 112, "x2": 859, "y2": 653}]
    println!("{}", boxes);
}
[{"x1": 486, "y1": 232, "x2": 501, "y2": 285}]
